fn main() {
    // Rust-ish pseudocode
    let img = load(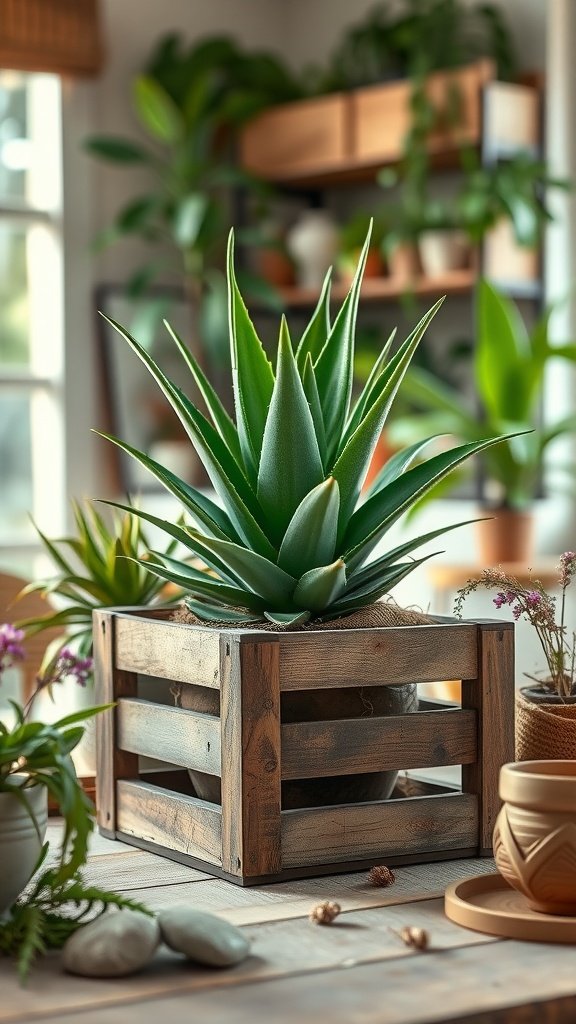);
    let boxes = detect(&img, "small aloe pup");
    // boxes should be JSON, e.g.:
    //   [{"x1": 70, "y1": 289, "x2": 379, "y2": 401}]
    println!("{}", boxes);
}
[{"x1": 100, "y1": 226, "x2": 510, "y2": 627}]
